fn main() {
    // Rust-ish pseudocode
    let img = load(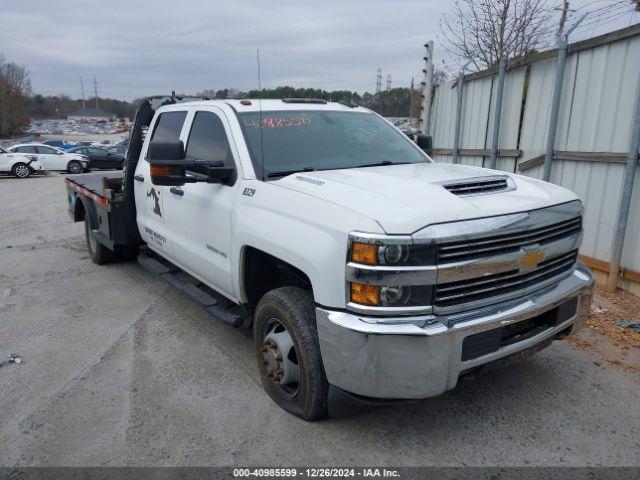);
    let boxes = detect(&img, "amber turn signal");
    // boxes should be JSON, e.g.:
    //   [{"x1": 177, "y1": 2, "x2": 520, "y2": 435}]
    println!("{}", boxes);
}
[
  {"x1": 351, "y1": 242, "x2": 377, "y2": 265},
  {"x1": 150, "y1": 165, "x2": 174, "y2": 176},
  {"x1": 350, "y1": 282, "x2": 379, "y2": 305}
]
